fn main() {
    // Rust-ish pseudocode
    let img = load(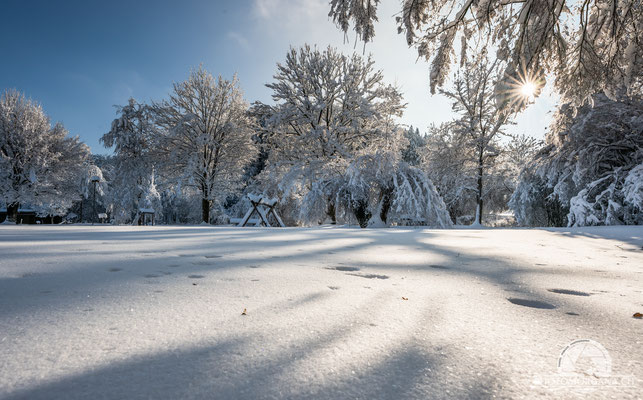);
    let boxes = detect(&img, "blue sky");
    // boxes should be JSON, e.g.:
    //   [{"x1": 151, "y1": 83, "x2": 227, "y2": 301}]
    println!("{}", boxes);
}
[{"x1": 0, "y1": 0, "x2": 557, "y2": 154}]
